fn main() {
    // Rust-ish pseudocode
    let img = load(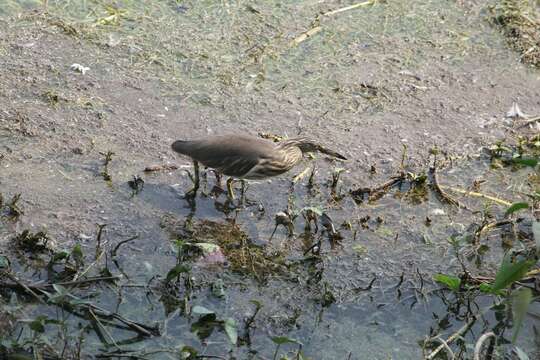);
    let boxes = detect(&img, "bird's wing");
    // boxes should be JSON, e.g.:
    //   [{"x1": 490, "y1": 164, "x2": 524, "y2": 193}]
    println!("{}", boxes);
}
[{"x1": 179, "y1": 136, "x2": 277, "y2": 178}]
